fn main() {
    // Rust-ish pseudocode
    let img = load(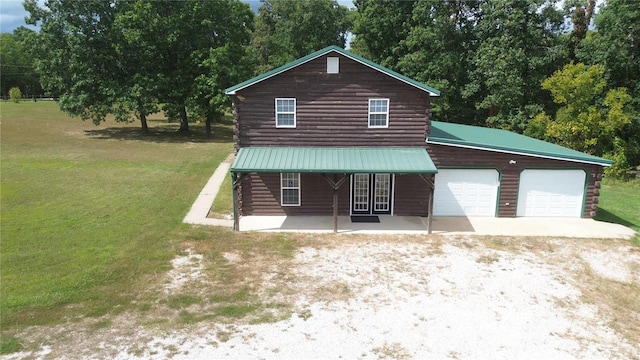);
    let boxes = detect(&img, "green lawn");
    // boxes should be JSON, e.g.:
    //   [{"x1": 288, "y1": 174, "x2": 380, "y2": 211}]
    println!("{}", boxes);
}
[
  {"x1": 596, "y1": 178, "x2": 640, "y2": 234},
  {"x1": 211, "y1": 172, "x2": 233, "y2": 215},
  {"x1": 0, "y1": 101, "x2": 234, "y2": 329}
]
